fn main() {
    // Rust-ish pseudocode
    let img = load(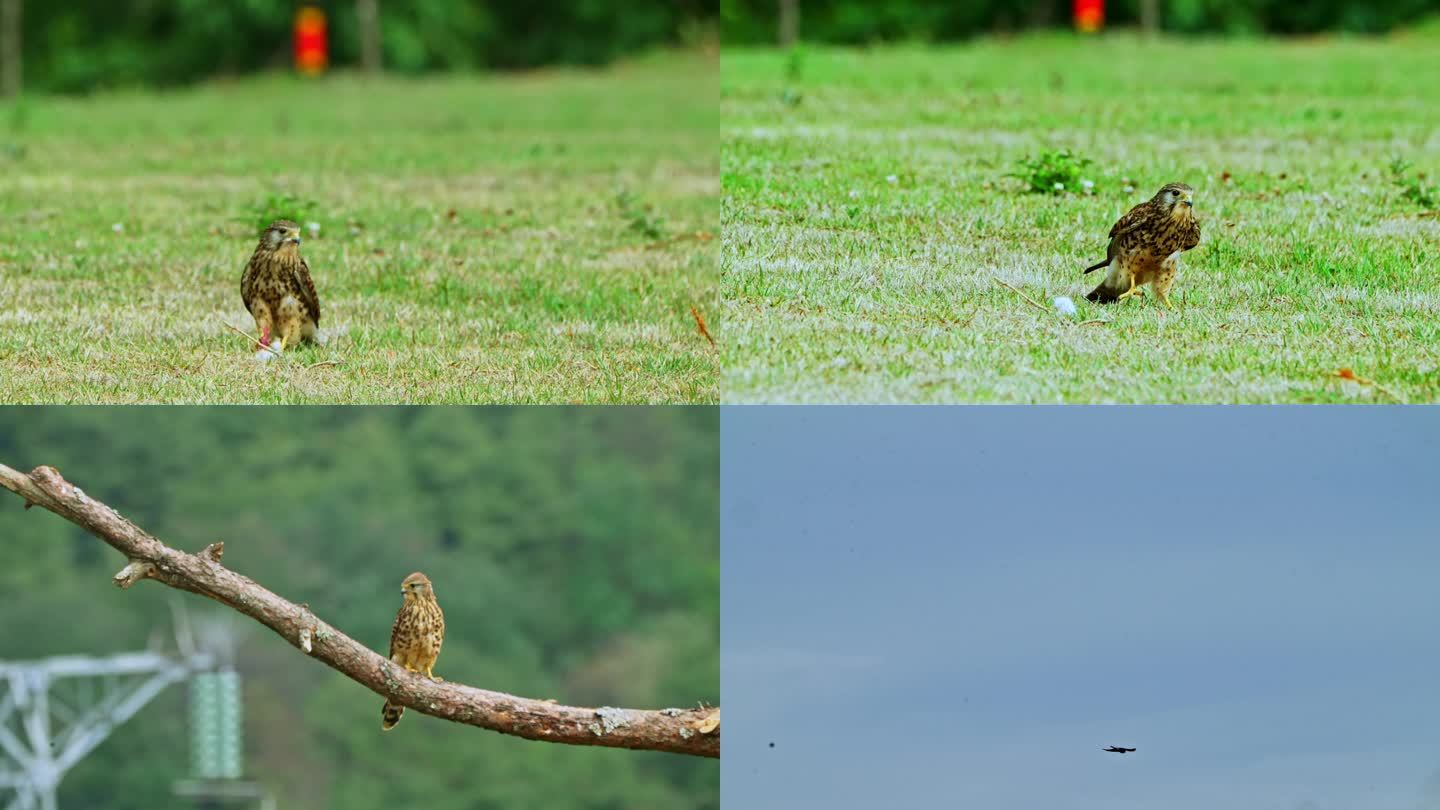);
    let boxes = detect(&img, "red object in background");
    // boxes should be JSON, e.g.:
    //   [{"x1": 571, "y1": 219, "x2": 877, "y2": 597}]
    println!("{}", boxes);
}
[
  {"x1": 1074, "y1": 0, "x2": 1104, "y2": 32},
  {"x1": 294, "y1": 7, "x2": 328, "y2": 75}
]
